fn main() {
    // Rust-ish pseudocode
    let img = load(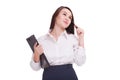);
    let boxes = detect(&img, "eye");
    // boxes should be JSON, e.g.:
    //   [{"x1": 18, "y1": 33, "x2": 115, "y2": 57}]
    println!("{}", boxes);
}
[
  {"x1": 69, "y1": 16, "x2": 72, "y2": 20},
  {"x1": 63, "y1": 13, "x2": 66, "y2": 16}
]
